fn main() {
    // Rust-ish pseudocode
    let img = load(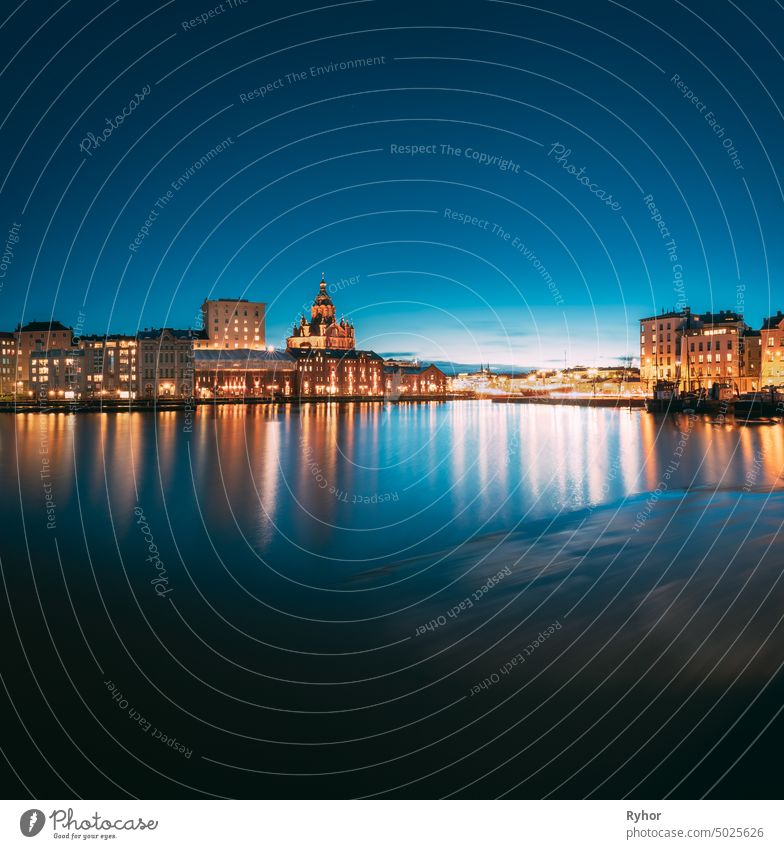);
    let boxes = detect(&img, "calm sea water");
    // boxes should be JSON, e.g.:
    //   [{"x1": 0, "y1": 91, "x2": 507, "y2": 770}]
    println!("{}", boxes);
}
[{"x1": 1, "y1": 401, "x2": 783, "y2": 798}]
